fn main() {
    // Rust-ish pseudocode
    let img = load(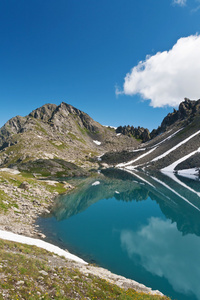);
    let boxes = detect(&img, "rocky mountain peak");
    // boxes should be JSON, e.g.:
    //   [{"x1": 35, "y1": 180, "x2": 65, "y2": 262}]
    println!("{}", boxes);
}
[
  {"x1": 116, "y1": 125, "x2": 150, "y2": 142},
  {"x1": 29, "y1": 103, "x2": 58, "y2": 121},
  {"x1": 159, "y1": 98, "x2": 200, "y2": 131},
  {"x1": 116, "y1": 98, "x2": 200, "y2": 142},
  {"x1": 28, "y1": 102, "x2": 100, "y2": 134}
]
